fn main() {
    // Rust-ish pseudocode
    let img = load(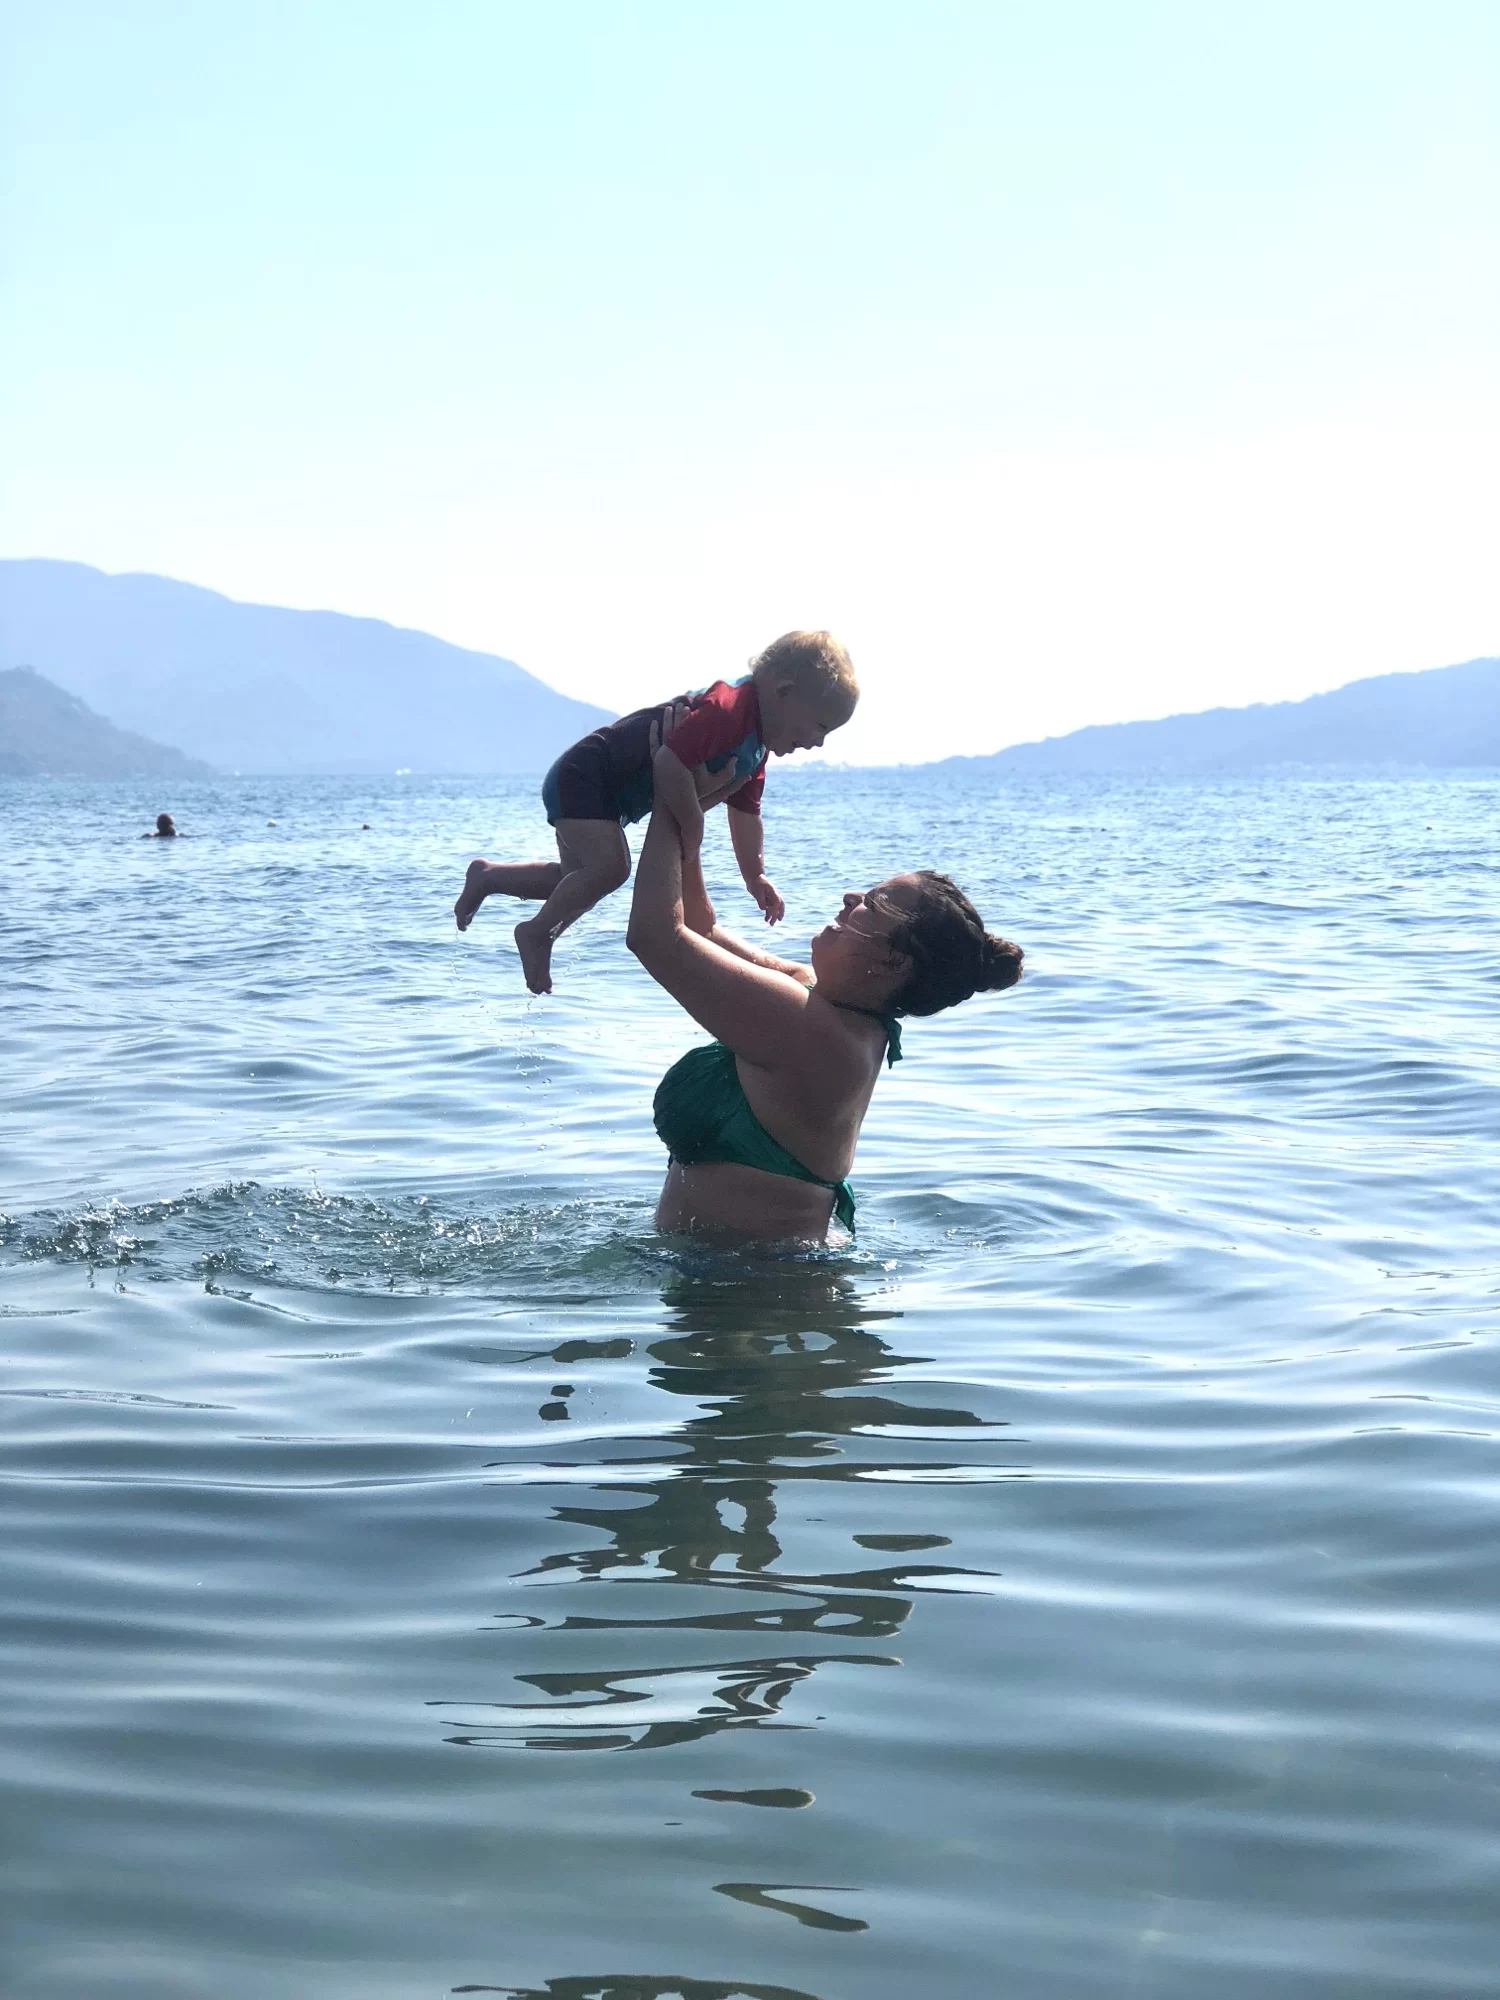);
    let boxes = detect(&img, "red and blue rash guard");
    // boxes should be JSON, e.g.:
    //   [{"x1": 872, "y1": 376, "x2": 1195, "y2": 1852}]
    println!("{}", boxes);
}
[
  {"x1": 664, "y1": 676, "x2": 767, "y2": 815},
  {"x1": 547, "y1": 675, "x2": 767, "y2": 826}
]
